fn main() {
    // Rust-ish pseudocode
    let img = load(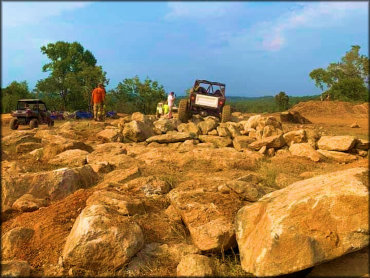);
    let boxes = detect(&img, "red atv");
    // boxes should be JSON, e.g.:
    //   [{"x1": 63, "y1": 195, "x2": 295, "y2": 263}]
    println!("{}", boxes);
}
[
  {"x1": 178, "y1": 80, "x2": 231, "y2": 123},
  {"x1": 10, "y1": 99, "x2": 54, "y2": 130}
]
